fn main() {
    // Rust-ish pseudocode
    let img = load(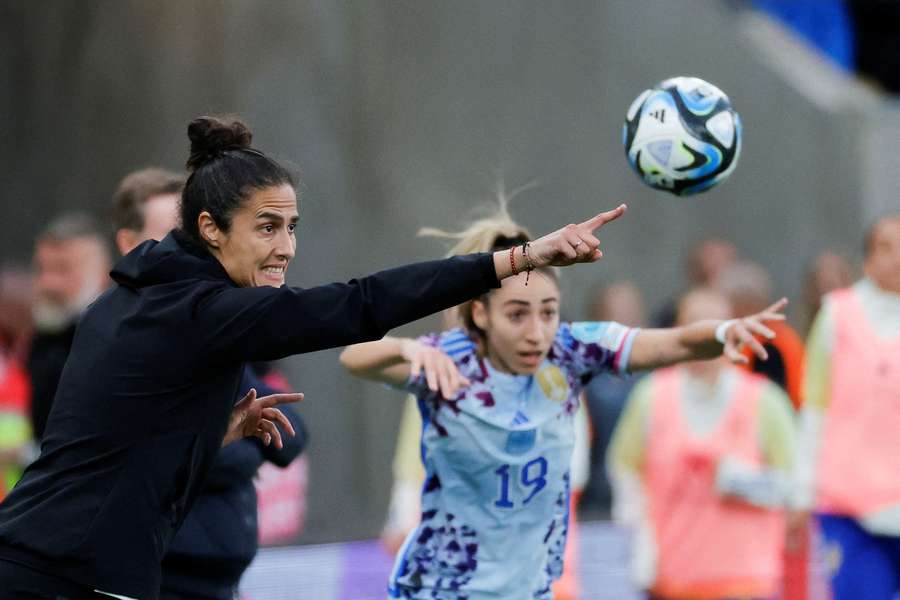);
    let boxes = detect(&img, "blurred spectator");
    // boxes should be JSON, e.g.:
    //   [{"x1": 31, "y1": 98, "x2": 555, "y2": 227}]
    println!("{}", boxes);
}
[
  {"x1": 608, "y1": 287, "x2": 795, "y2": 600},
  {"x1": 715, "y1": 260, "x2": 806, "y2": 409},
  {"x1": 0, "y1": 266, "x2": 33, "y2": 501},
  {"x1": 687, "y1": 239, "x2": 739, "y2": 289},
  {"x1": 27, "y1": 213, "x2": 111, "y2": 442},
  {"x1": 252, "y1": 362, "x2": 310, "y2": 549},
  {"x1": 803, "y1": 250, "x2": 856, "y2": 335},
  {"x1": 653, "y1": 238, "x2": 737, "y2": 328},
  {"x1": 580, "y1": 281, "x2": 647, "y2": 516},
  {"x1": 0, "y1": 266, "x2": 34, "y2": 362},
  {"x1": 796, "y1": 213, "x2": 900, "y2": 600},
  {"x1": 109, "y1": 167, "x2": 308, "y2": 600},
  {"x1": 716, "y1": 262, "x2": 811, "y2": 599},
  {"x1": 110, "y1": 166, "x2": 184, "y2": 254},
  {"x1": 587, "y1": 280, "x2": 646, "y2": 332}
]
